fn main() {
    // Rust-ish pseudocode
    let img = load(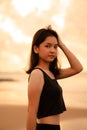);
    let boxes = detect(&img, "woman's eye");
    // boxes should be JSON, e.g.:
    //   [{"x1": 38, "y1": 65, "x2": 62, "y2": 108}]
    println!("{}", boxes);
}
[{"x1": 45, "y1": 45, "x2": 50, "y2": 48}]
